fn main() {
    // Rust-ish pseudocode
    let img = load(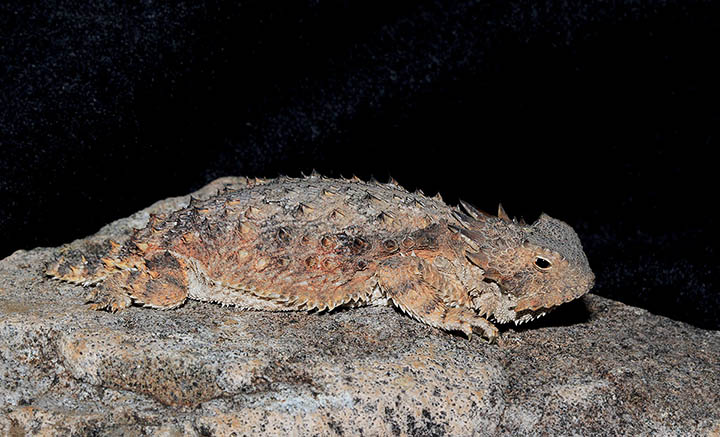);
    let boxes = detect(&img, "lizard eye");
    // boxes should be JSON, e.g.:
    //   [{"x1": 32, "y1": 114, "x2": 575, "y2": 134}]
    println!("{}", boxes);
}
[{"x1": 533, "y1": 256, "x2": 552, "y2": 271}]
